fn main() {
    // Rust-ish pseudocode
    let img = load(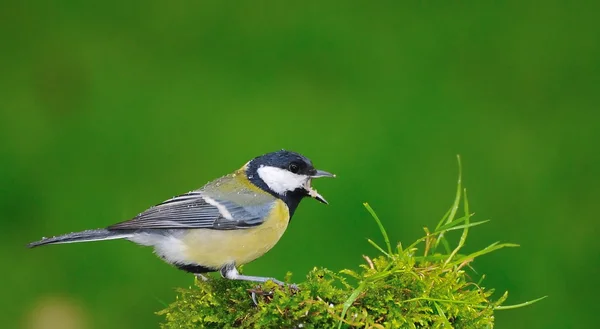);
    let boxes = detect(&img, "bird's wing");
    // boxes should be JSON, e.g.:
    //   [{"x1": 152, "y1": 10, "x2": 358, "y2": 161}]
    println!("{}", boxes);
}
[{"x1": 107, "y1": 190, "x2": 267, "y2": 230}]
